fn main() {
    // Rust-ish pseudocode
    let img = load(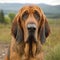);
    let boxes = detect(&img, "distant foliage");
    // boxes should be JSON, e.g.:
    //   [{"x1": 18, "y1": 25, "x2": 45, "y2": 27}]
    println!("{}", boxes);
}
[
  {"x1": 0, "y1": 11, "x2": 16, "y2": 24},
  {"x1": 8, "y1": 13, "x2": 16, "y2": 22},
  {"x1": 0, "y1": 10, "x2": 5, "y2": 23},
  {"x1": 4, "y1": 16, "x2": 11, "y2": 24}
]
